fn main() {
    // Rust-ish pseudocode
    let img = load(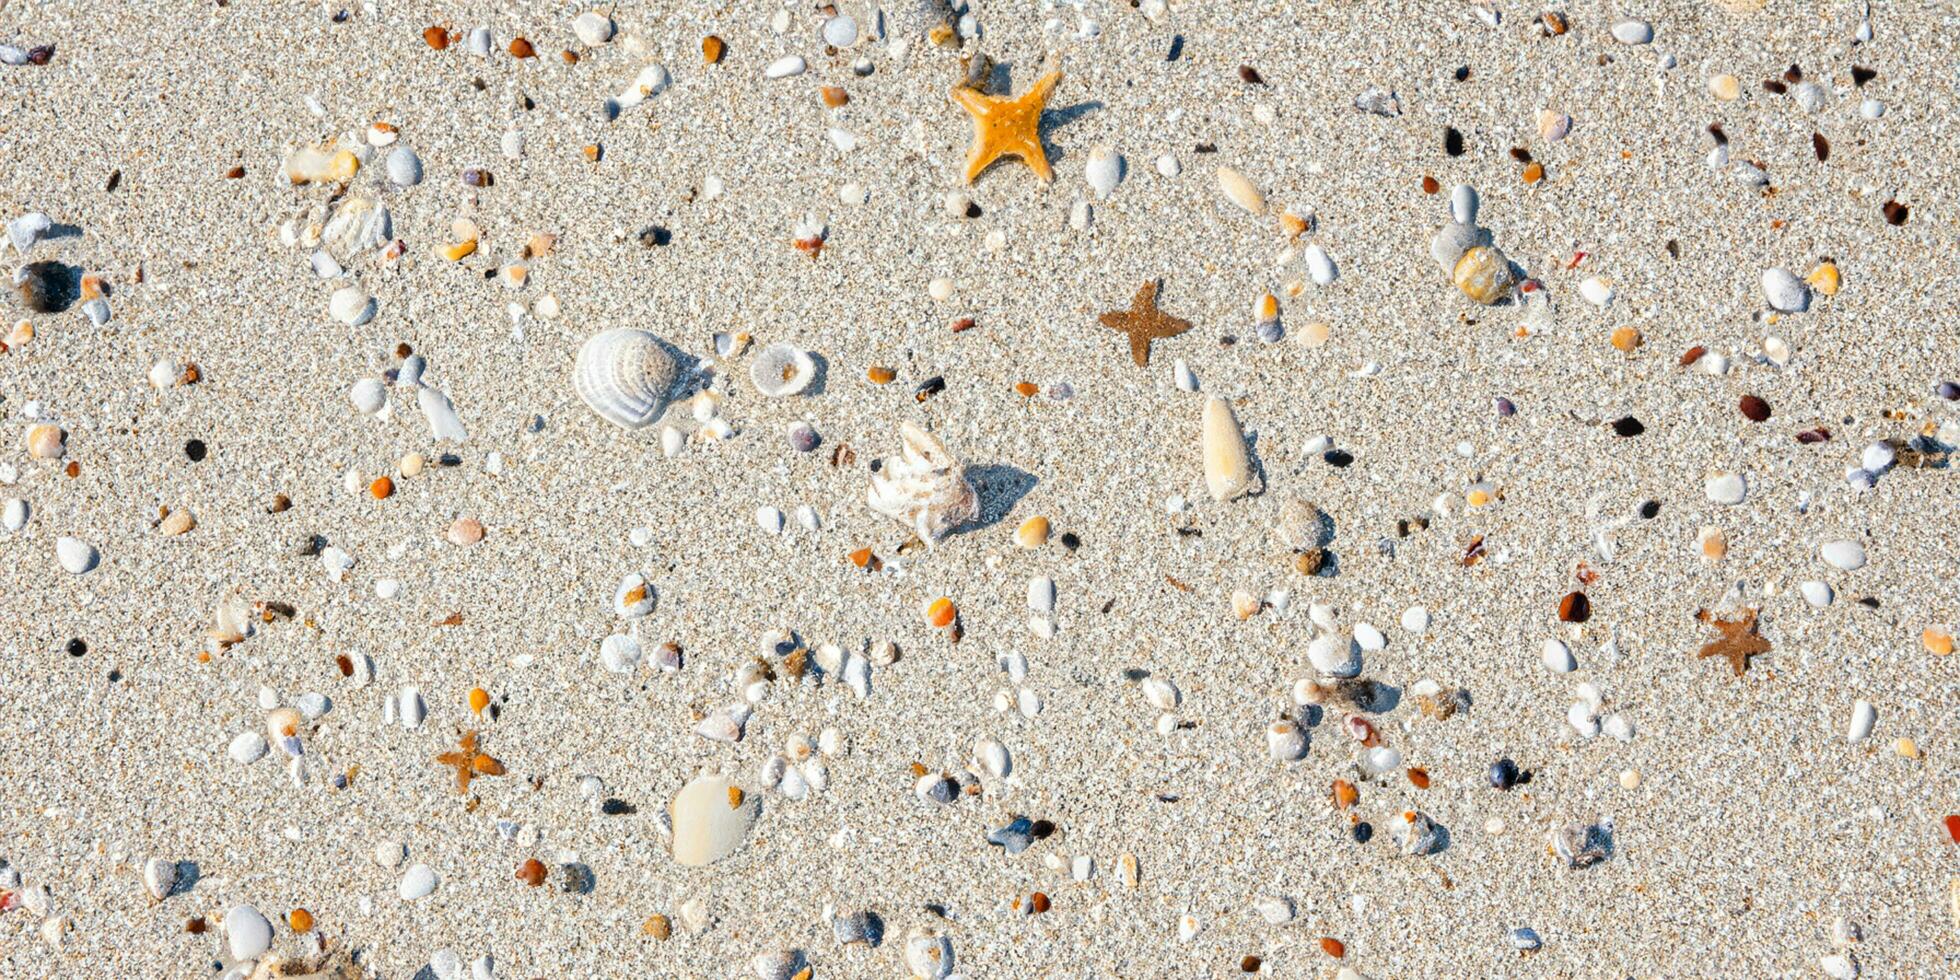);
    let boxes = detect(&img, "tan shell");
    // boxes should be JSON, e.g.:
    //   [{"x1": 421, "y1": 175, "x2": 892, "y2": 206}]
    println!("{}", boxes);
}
[
  {"x1": 670, "y1": 774, "x2": 758, "y2": 867},
  {"x1": 574, "y1": 329, "x2": 680, "y2": 429},
  {"x1": 1215, "y1": 166, "x2": 1265, "y2": 214},
  {"x1": 1201, "y1": 396, "x2": 1259, "y2": 501},
  {"x1": 1452, "y1": 245, "x2": 1516, "y2": 305}
]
